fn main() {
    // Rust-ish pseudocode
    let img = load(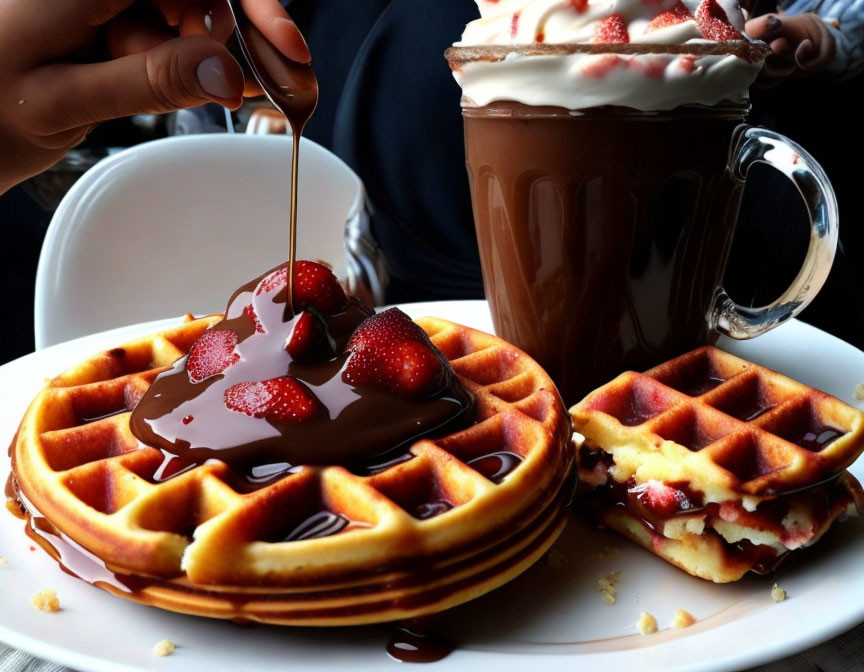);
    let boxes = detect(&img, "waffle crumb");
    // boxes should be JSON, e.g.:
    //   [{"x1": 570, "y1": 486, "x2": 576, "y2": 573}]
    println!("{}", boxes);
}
[
  {"x1": 672, "y1": 609, "x2": 696, "y2": 628},
  {"x1": 592, "y1": 545, "x2": 621, "y2": 559},
  {"x1": 596, "y1": 571, "x2": 620, "y2": 605},
  {"x1": 29, "y1": 588, "x2": 60, "y2": 612},
  {"x1": 636, "y1": 611, "x2": 658, "y2": 635},
  {"x1": 153, "y1": 640, "x2": 175, "y2": 657},
  {"x1": 0, "y1": 556, "x2": 8, "y2": 564},
  {"x1": 545, "y1": 548, "x2": 567, "y2": 569},
  {"x1": 771, "y1": 583, "x2": 787, "y2": 602},
  {"x1": 854, "y1": 383, "x2": 864, "y2": 401}
]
